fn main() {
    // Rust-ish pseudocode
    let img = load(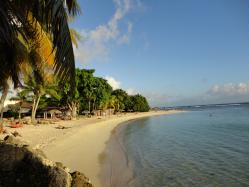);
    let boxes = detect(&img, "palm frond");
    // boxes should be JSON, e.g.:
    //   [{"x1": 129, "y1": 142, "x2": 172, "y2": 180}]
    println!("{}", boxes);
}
[
  {"x1": 45, "y1": 88, "x2": 60, "y2": 100},
  {"x1": 70, "y1": 28, "x2": 81, "y2": 48},
  {"x1": 65, "y1": 0, "x2": 82, "y2": 16},
  {"x1": 0, "y1": 1, "x2": 16, "y2": 44},
  {"x1": 0, "y1": 0, "x2": 81, "y2": 87},
  {"x1": 0, "y1": 37, "x2": 29, "y2": 88}
]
